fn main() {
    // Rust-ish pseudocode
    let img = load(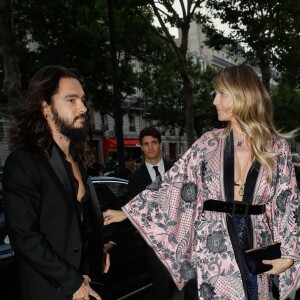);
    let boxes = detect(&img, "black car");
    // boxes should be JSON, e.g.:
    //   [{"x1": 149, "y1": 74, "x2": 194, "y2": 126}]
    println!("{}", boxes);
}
[
  {"x1": 104, "y1": 162, "x2": 120, "y2": 177},
  {"x1": 0, "y1": 169, "x2": 15, "y2": 300},
  {"x1": 0, "y1": 174, "x2": 152, "y2": 300},
  {"x1": 91, "y1": 177, "x2": 152, "y2": 300}
]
